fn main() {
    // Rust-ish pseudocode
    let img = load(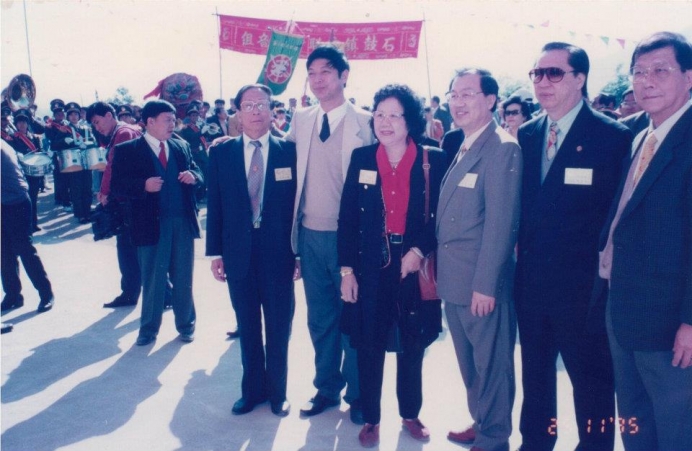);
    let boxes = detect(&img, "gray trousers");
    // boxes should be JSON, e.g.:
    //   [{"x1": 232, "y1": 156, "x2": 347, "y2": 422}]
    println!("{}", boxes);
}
[
  {"x1": 606, "y1": 303, "x2": 692, "y2": 451},
  {"x1": 137, "y1": 217, "x2": 196, "y2": 339},
  {"x1": 446, "y1": 301, "x2": 516, "y2": 451},
  {"x1": 299, "y1": 227, "x2": 359, "y2": 403}
]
